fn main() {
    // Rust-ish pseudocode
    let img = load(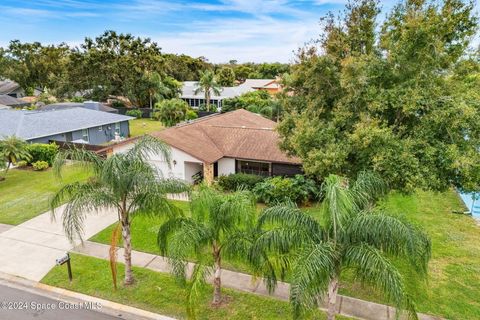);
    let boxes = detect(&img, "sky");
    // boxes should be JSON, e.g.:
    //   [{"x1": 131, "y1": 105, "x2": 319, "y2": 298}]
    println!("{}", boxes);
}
[{"x1": 0, "y1": 0, "x2": 477, "y2": 63}]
